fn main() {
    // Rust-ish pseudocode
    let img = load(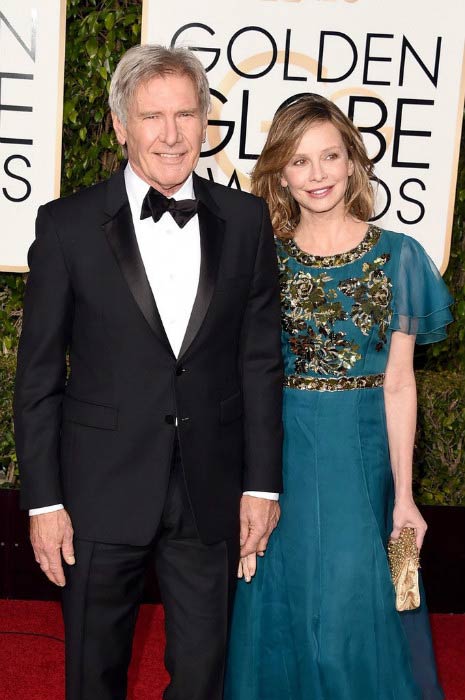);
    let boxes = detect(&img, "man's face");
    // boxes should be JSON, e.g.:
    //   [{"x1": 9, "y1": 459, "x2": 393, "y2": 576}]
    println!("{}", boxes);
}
[{"x1": 113, "y1": 73, "x2": 207, "y2": 196}]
